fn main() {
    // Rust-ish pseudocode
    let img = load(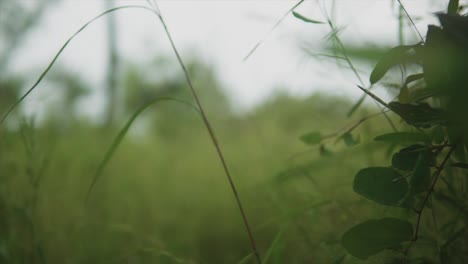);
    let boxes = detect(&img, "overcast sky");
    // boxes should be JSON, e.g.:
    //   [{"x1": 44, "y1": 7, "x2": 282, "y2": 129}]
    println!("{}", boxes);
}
[{"x1": 8, "y1": 0, "x2": 454, "y2": 119}]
